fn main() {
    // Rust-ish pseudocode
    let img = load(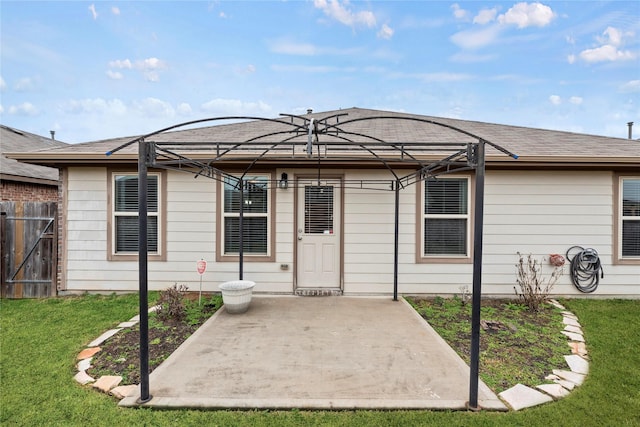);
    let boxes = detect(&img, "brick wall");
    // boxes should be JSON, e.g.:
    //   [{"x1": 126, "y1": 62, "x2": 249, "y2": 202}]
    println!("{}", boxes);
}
[{"x1": 1, "y1": 180, "x2": 59, "y2": 202}]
